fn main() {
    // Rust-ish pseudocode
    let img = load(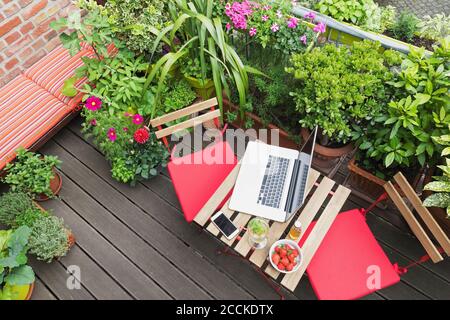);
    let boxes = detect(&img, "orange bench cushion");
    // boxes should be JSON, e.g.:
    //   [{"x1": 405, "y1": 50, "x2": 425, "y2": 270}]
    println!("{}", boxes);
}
[
  {"x1": 0, "y1": 76, "x2": 71, "y2": 171},
  {"x1": 23, "y1": 45, "x2": 95, "y2": 109}
]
